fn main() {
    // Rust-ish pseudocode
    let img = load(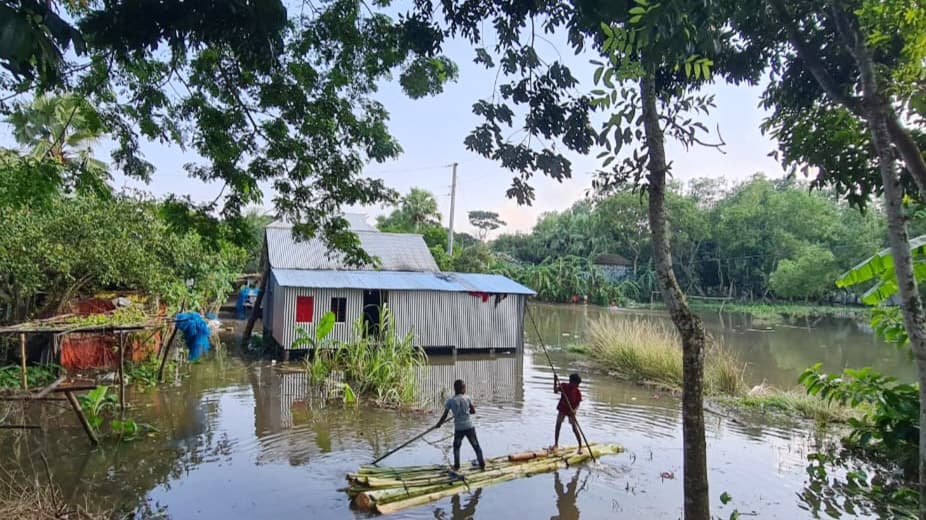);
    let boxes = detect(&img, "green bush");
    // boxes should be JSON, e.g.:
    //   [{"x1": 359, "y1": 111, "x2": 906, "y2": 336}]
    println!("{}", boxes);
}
[
  {"x1": 297, "y1": 307, "x2": 425, "y2": 406},
  {"x1": 800, "y1": 363, "x2": 919, "y2": 473}
]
